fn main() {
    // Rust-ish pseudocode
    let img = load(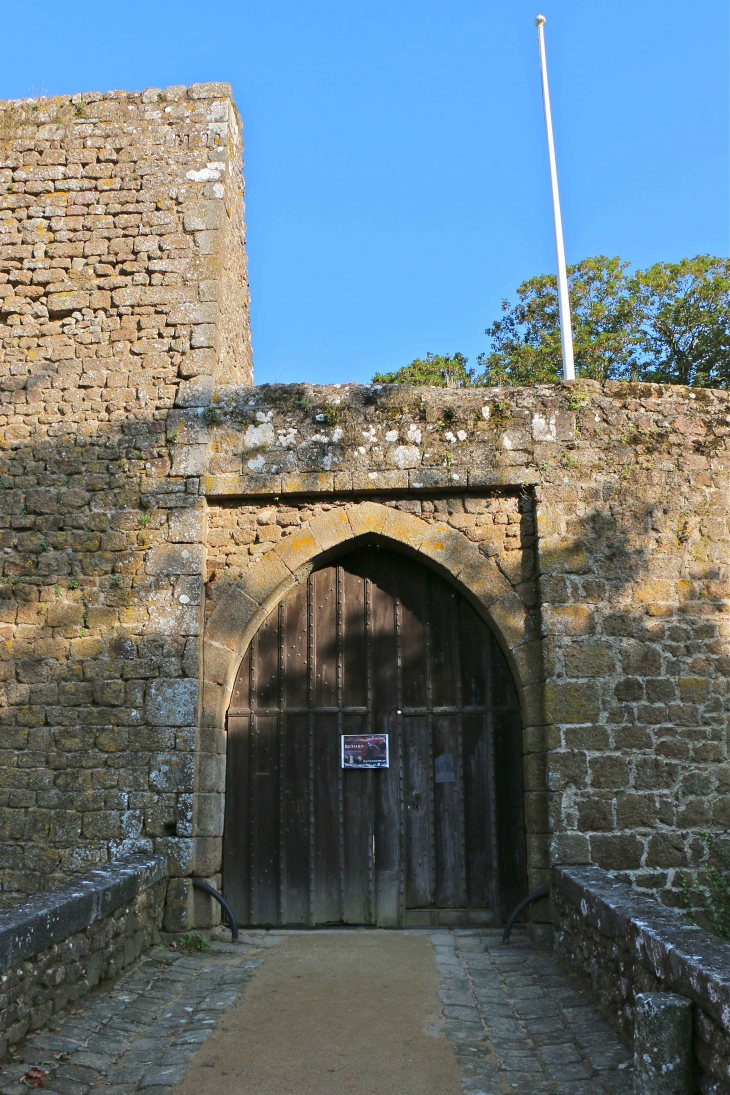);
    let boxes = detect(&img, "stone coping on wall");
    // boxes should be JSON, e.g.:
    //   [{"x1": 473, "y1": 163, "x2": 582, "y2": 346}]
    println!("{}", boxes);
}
[
  {"x1": 199, "y1": 469, "x2": 542, "y2": 497},
  {"x1": 0, "y1": 854, "x2": 167, "y2": 975},
  {"x1": 554, "y1": 865, "x2": 730, "y2": 1035}
]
